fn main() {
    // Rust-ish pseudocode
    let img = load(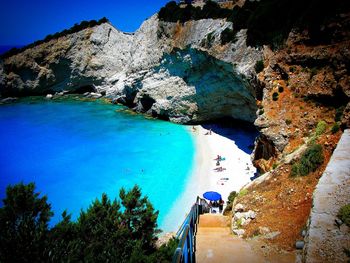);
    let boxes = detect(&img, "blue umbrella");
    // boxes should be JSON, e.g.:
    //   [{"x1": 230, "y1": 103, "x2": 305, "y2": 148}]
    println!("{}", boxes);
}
[{"x1": 203, "y1": 191, "x2": 221, "y2": 201}]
